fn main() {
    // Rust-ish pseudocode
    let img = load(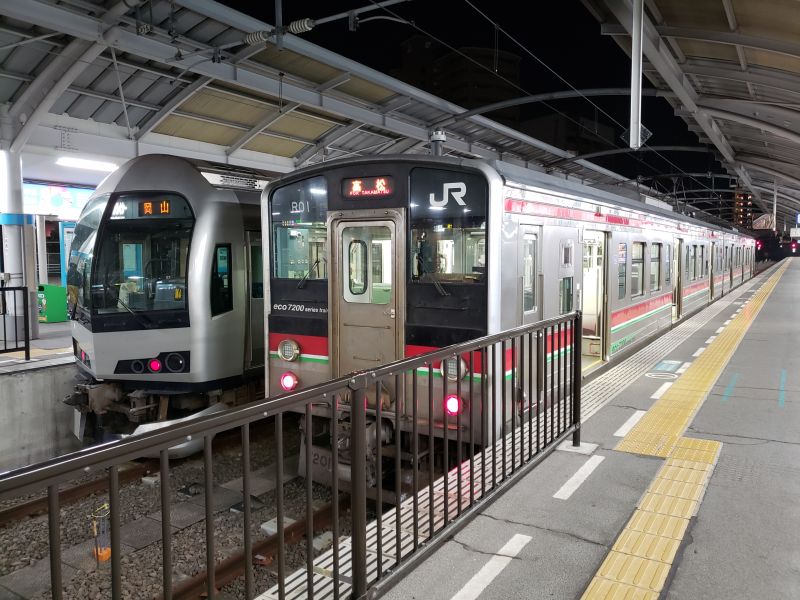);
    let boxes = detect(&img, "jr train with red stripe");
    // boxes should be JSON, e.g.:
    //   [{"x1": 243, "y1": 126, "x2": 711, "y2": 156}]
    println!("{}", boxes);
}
[{"x1": 263, "y1": 155, "x2": 754, "y2": 482}]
